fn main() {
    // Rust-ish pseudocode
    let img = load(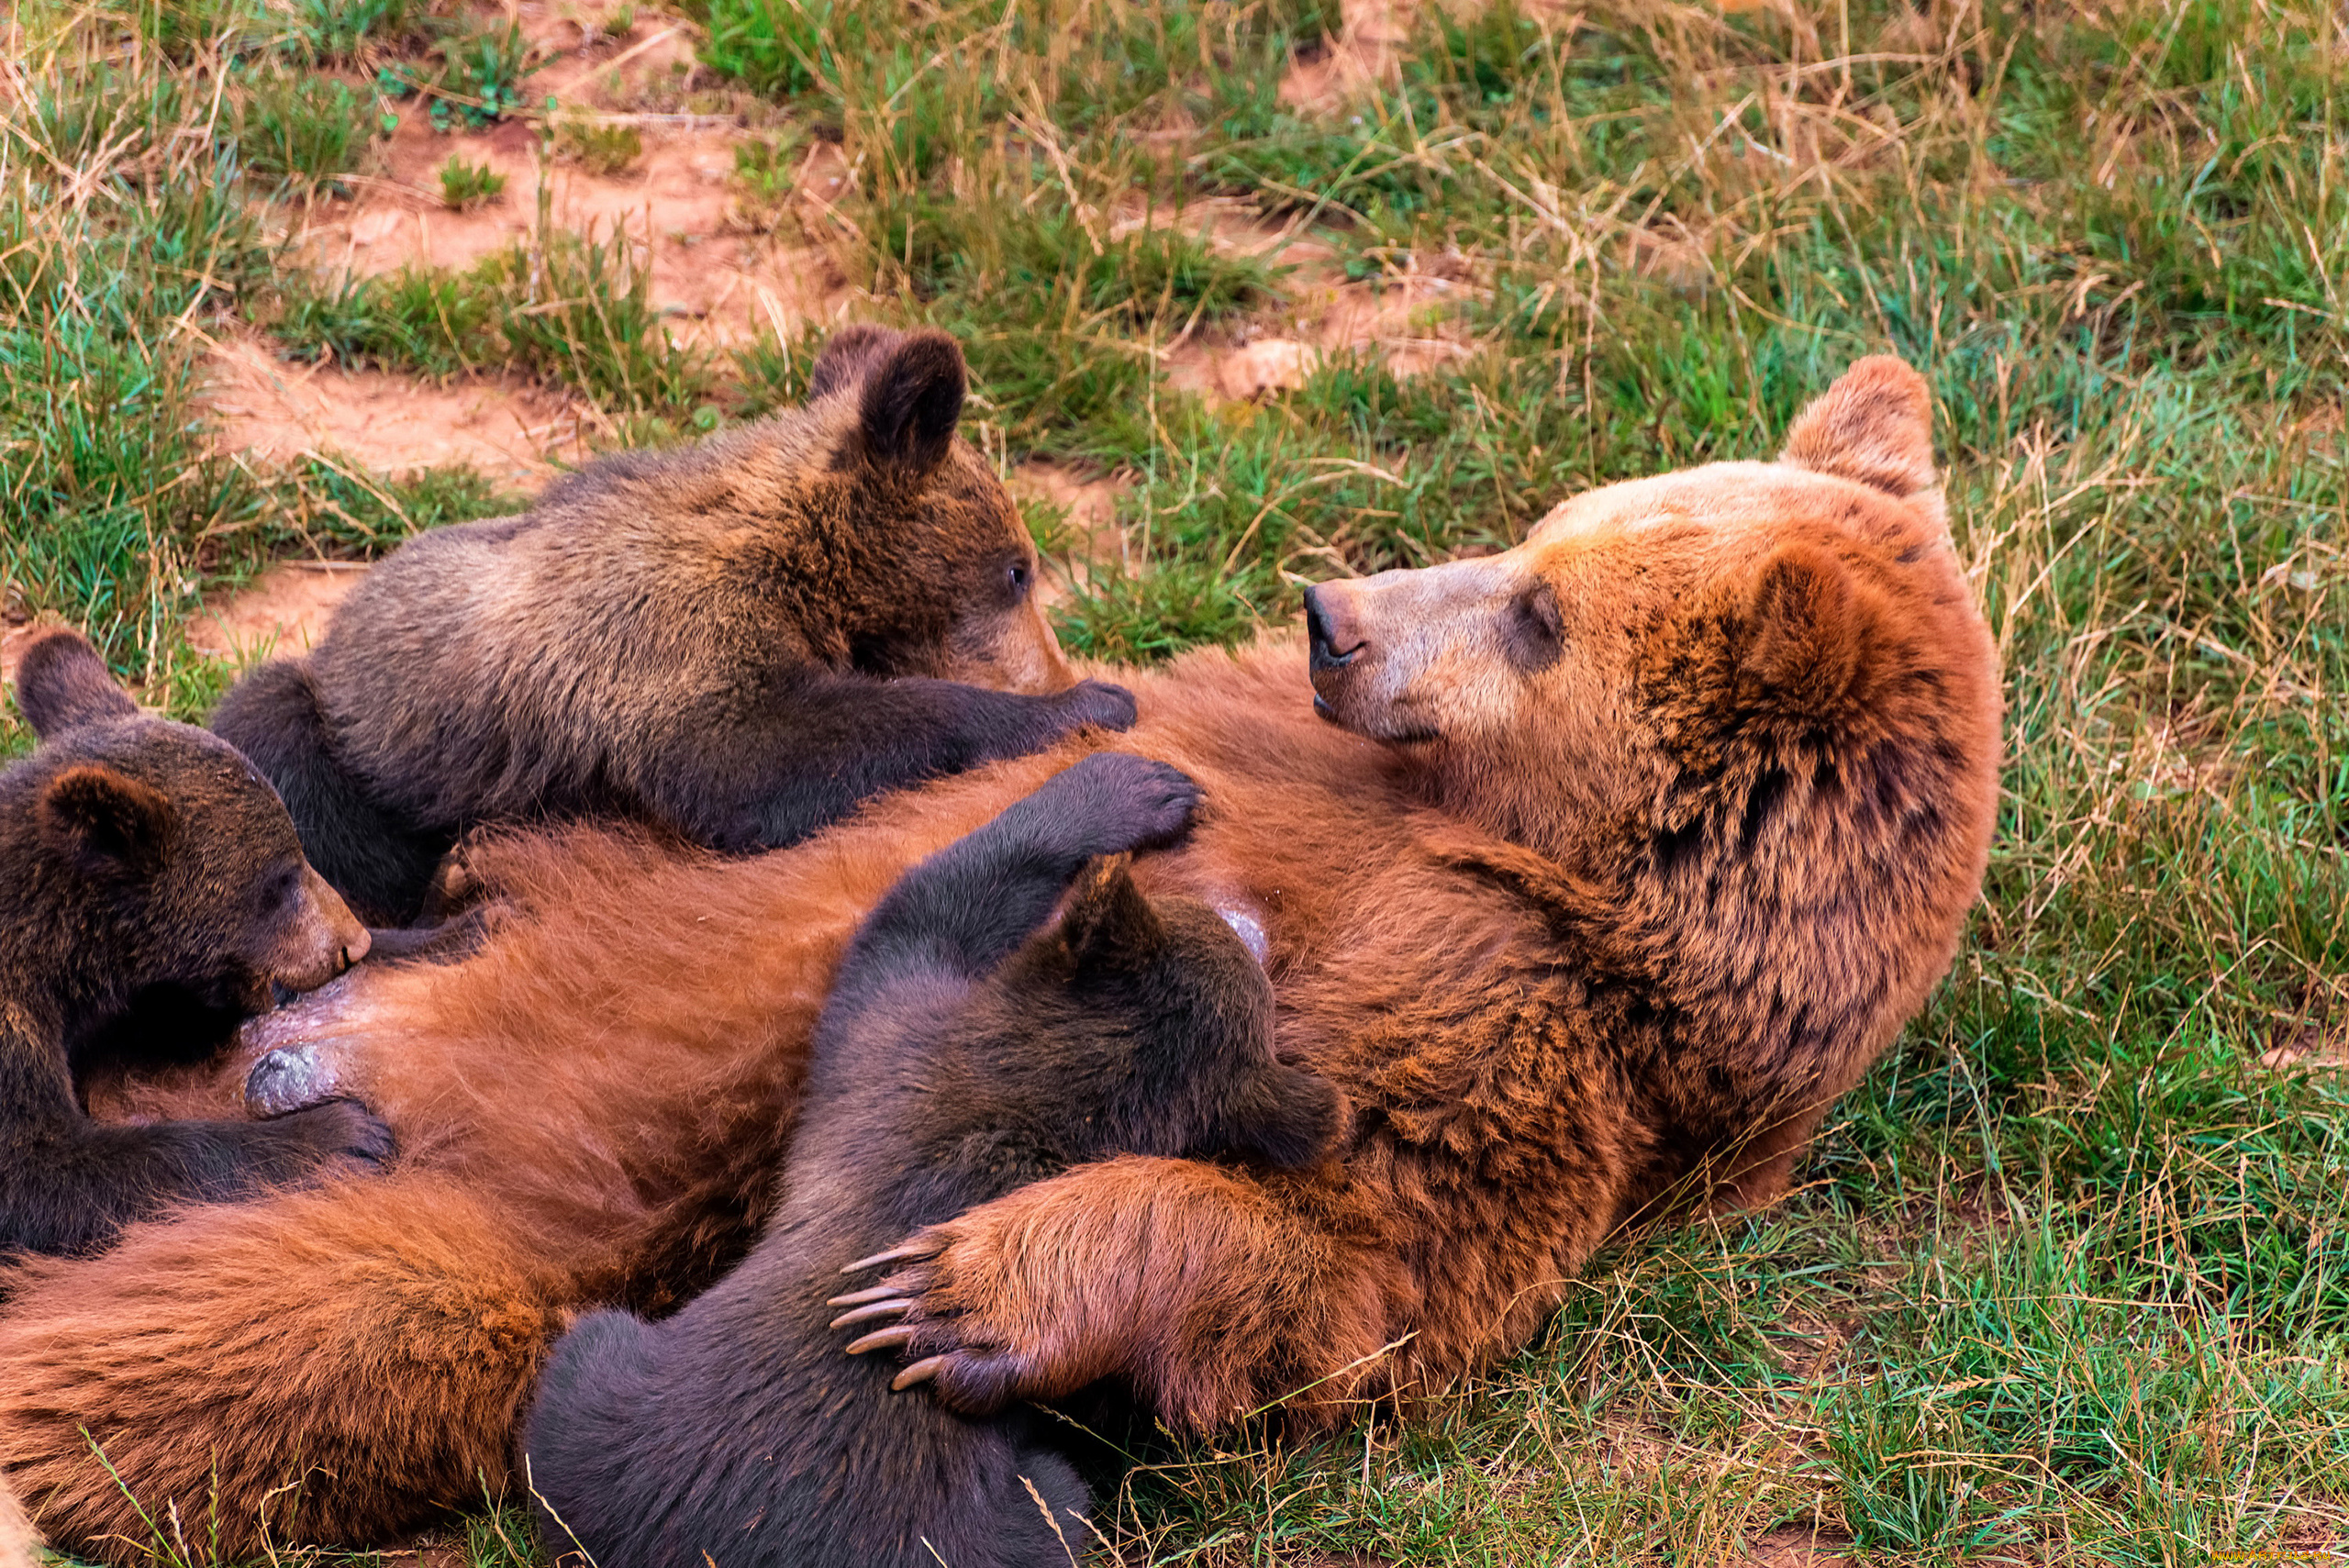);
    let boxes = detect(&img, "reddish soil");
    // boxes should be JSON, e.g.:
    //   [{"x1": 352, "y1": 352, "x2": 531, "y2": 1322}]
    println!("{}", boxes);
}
[
  {"x1": 309, "y1": 113, "x2": 851, "y2": 350},
  {"x1": 1740, "y1": 1527, "x2": 1862, "y2": 1567},
  {"x1": 203, "y1": 329, "x2": 583, "y2": 483},
  {"x1": 185, "y1": 562, "x2": 372, "y2": 664}
]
